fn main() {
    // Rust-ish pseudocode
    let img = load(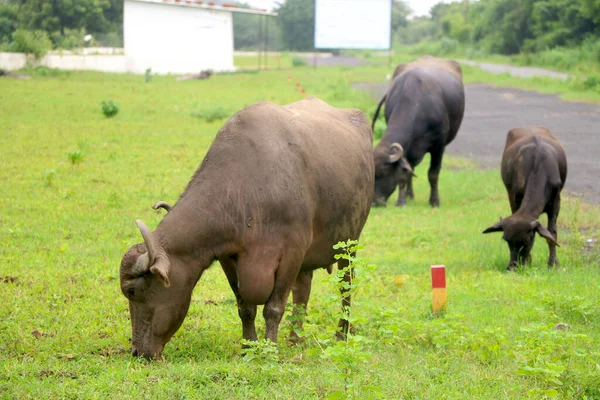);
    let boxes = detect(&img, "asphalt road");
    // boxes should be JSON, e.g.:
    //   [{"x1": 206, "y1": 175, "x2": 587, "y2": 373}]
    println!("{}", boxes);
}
[{"x1": 356, "y1": 81, "x2": 600, "y2": 204}]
